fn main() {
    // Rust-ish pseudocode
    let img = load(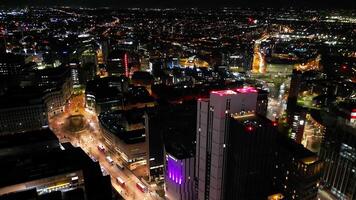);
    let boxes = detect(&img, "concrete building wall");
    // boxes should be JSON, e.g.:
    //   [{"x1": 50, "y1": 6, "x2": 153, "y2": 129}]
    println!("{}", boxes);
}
[
  {"x1": 165, "y1": 153, "x2": 195, "y2": 200},
  {"x1": 195, "y1": 88, "x2": 258, "y2": 200}
]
